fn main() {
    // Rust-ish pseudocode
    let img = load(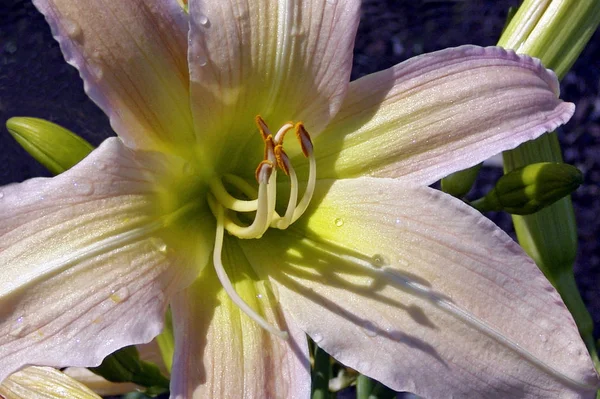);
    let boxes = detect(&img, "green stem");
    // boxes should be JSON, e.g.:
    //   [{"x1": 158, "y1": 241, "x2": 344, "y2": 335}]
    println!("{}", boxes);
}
[{"x1": 554, "y1": 272, "x2": 600, "y2": 371}]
